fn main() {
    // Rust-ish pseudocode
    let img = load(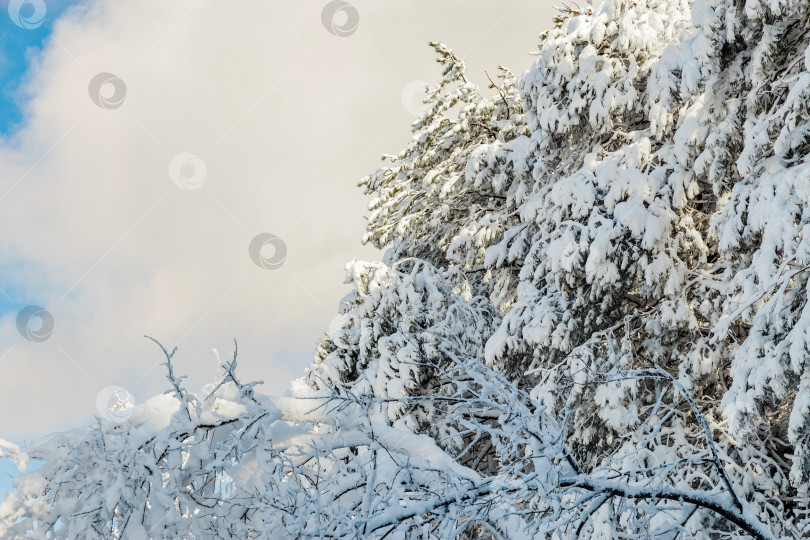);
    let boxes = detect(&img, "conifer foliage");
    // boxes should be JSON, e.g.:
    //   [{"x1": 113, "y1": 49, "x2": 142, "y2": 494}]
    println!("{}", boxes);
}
[{"x1": 4, "y1": 0, "x2": 810, "y2": 536}]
